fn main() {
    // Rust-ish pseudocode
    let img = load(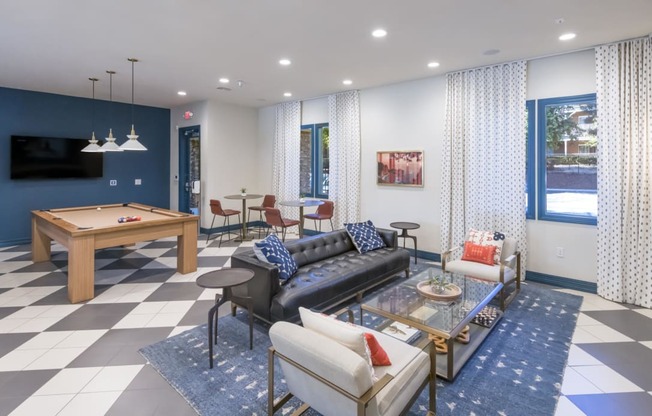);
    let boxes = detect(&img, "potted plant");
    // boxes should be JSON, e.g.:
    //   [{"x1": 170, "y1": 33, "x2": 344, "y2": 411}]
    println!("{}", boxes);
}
[
  {"x1": 428, "y1": 274, "x2": 454, "y2": 294},
  {"x1": 240, "y1": 187, "x2": 247, "y2": 196}
]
